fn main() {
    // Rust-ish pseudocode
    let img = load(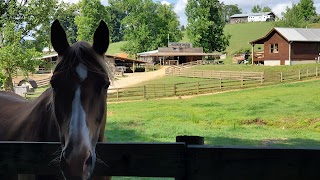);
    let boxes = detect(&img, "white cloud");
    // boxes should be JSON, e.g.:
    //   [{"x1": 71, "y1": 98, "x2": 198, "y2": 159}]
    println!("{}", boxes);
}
[
  {"x1": 62, "y1": 0, "x2": 108, "y2": 5},
  {"x1": 174, "y1": 0, "x2": 188, "y2": 26},
  {"x1": 161, "y1": 1, "x2": 171, "y2": 5},
  {"x1": 272, "y1": 3, "x2": 291, "y2": 18}
]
